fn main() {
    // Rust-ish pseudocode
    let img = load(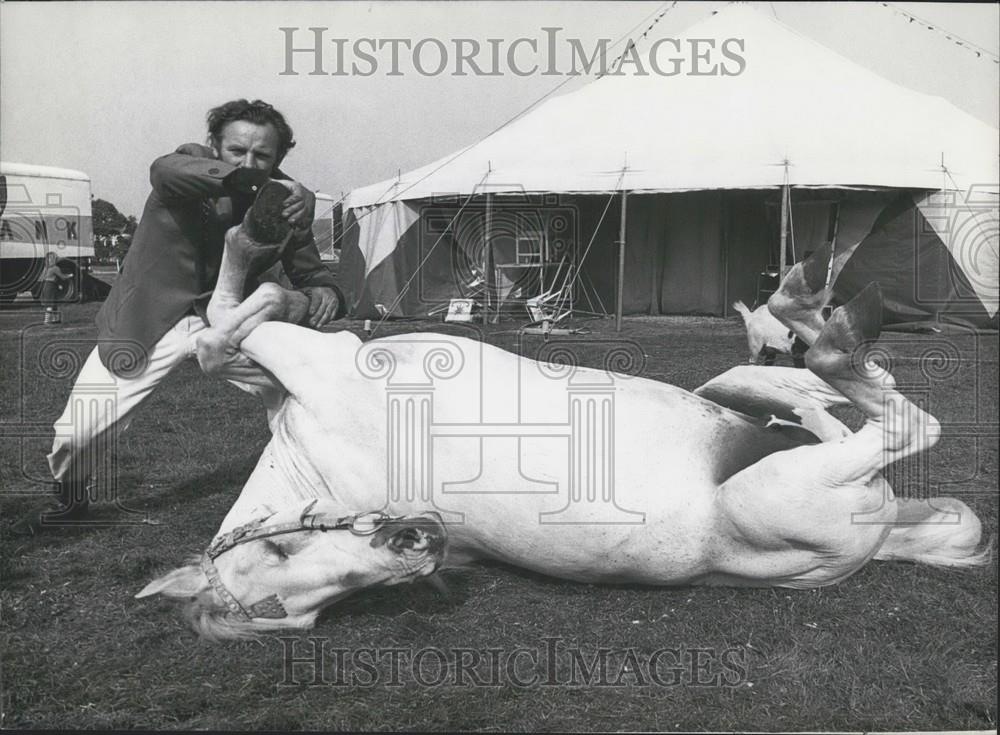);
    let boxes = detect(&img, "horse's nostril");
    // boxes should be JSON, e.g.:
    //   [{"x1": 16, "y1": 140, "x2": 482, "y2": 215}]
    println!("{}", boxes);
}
[
  {"x1": 371, "y1": 516, "x2": 448, "y2": 552},
  {"x1": 391, "y1": 527, "x2": 427, "y2": 550},
  {"x1": 403, "y1": 528, "x2": 423, "y2": 543}
]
